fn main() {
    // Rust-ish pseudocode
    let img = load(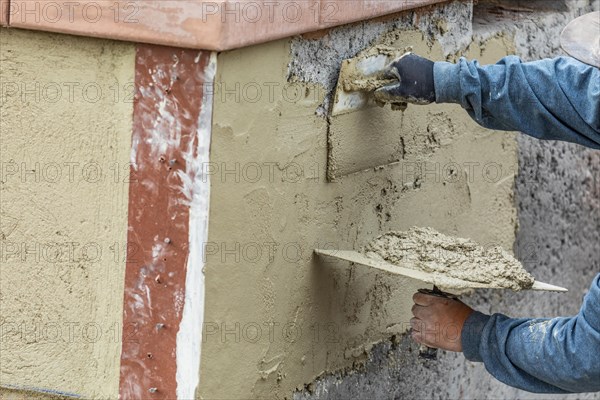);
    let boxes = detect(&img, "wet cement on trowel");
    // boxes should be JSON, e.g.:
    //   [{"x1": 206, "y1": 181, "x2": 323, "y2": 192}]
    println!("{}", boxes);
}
[
  {"x1": 365, "y1": 227, "x2": 535, "y2": 291},
  {"x1": 335, "y1": 45, "x2": 423, "y2": 118},
  {"x1": 337, "y1": 45, "x2": 410, "y2": 92}
]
